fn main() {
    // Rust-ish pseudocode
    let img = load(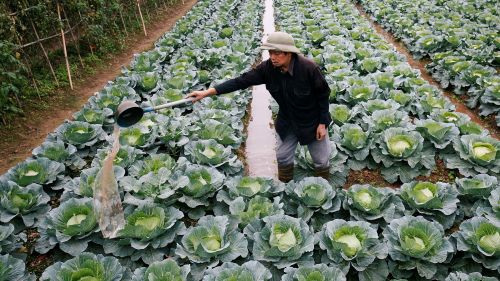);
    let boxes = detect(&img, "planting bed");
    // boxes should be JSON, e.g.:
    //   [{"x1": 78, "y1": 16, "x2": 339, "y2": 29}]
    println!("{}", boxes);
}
[{"x1": 0, "y1": 0, "x2": 498, "y2": 280}]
